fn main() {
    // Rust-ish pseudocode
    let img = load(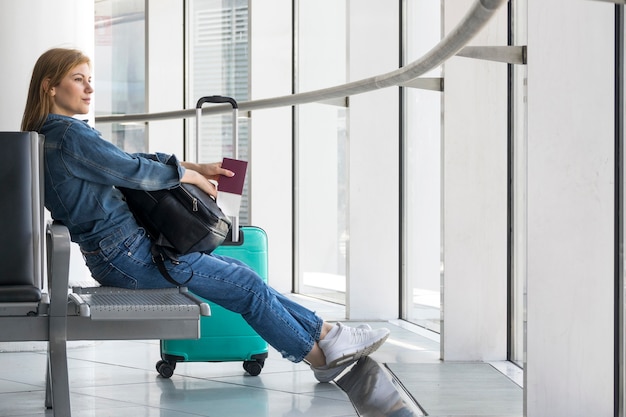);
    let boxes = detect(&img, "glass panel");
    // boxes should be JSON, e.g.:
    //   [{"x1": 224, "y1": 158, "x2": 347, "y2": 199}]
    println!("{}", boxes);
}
[
  {"x1": 510, "y1": 0, "x2": 528, "y2": 368},
  {"x1": 94, "y1": 0, "x2": 146, "y2": 152},
  {"x1": 297, "y1": 104, "x2": 348, "y2": 303},
  {"x1": 402, "y1": 0, "x2": 442, "y2": 332},
  {"x1": 295, "y1": 0, "x2": 347, "y2": 304},
  {"x1": 187, "y1": 0, "x2": 250, "y2": 224}
]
